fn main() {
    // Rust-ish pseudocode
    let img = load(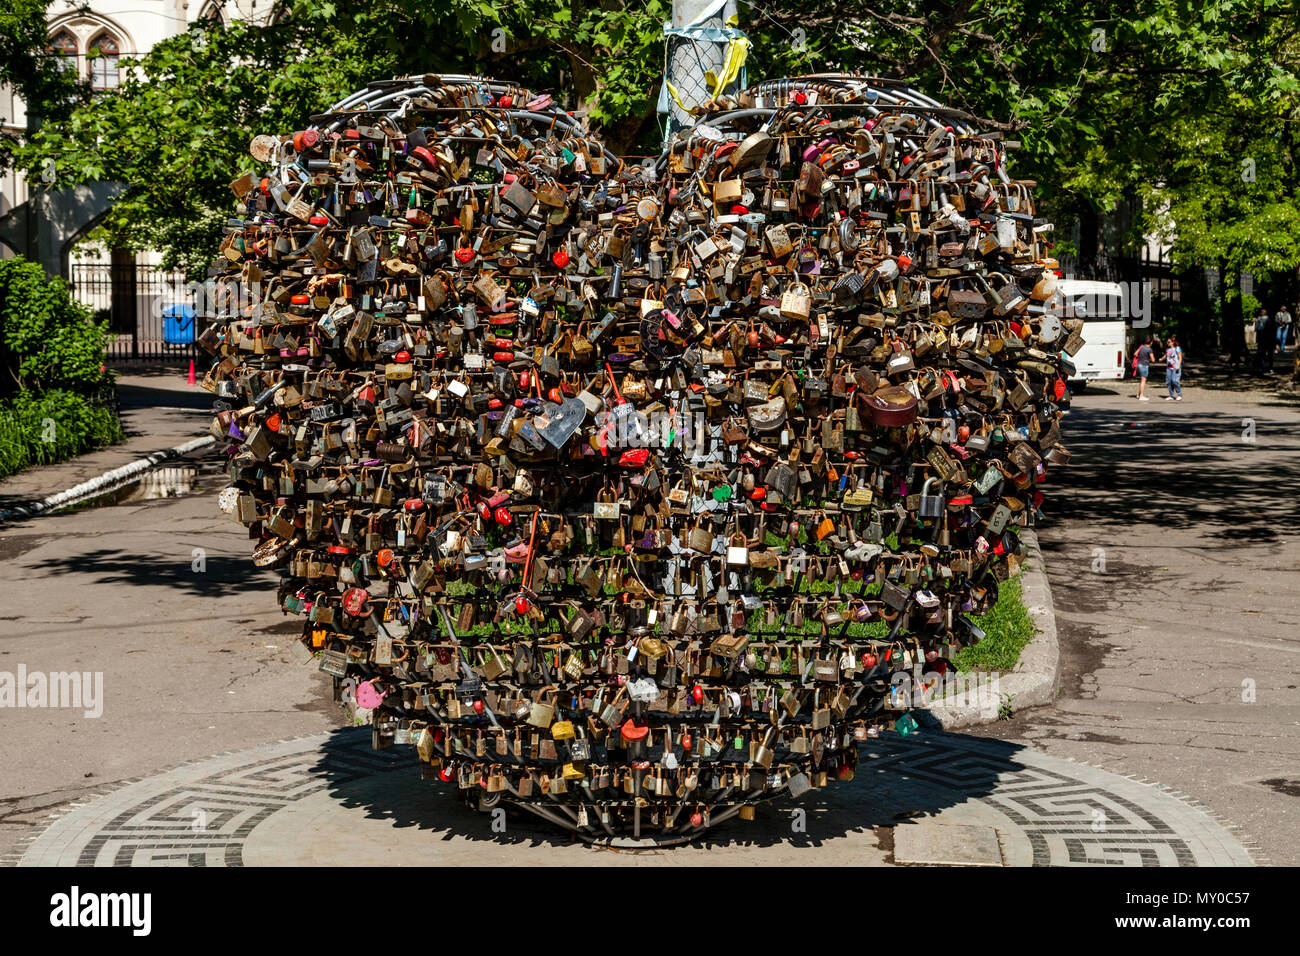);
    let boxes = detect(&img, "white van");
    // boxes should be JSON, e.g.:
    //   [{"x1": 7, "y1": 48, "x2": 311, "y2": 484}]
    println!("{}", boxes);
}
[{"x1": 1052, "y1": 279, "x2": 1129, "y2": 387}]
